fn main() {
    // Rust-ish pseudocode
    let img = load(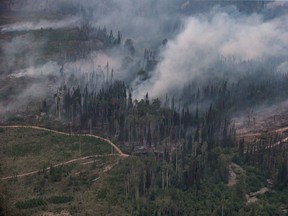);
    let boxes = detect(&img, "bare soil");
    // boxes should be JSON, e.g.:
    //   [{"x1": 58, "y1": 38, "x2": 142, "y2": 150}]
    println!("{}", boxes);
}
[{"x1": 234, "y1": 100, "x2": 288, "y2": 136}]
